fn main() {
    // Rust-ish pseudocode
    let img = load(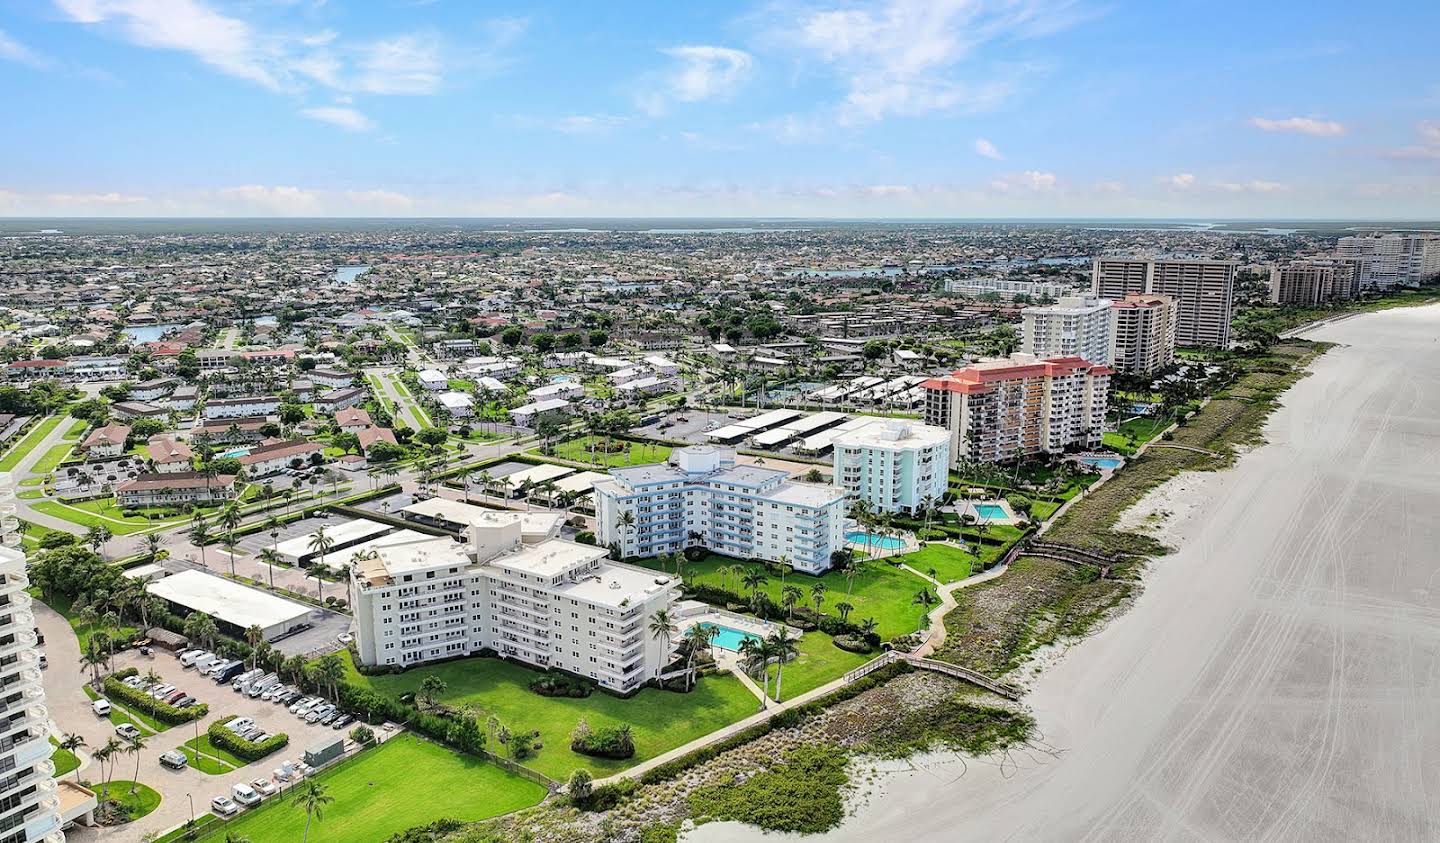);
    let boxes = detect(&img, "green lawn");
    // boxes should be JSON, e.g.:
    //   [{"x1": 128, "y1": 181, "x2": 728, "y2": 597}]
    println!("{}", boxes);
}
[
  {"x1": 176, "y1": 745, "x2": 236, "y2": 775},
  {"x1": 42, "y1": 593, "x2": 141, "y2": 652},
  {"x1": 63, "y1": 420, "x2": 89, "y2": 440},
  {"x1": 0, "y1": 415, "x2": 65, "y2": 471},
  {"x1": 193, "y1": 734, "x2": 545, "y2": 843},
  {"x1": 184, "y1": 734, "x2": 250, "y2": 768},
  {"x1": 30, "y1": 499, "x2": 182, "y2": 535},
  {"x1": 79, "y1": 683, "x2": 165, "y2": 734},
  {"x1": 339, "y1": 651, "x2": 757, "y2": 780},
  {"x1": 88, "y1": 781, "x2": 161, "y2": 820},
  {"x1": 636, "y1": 553, "x2": 933, "y2": 640},
  {"x1": 1104, "y1": 415, "x2": 1170, "y2": 455},
  {"x1": 894, "y1": 543, "x2": 975, "y2": 584},
  {"x1": 49, "y1": 737, "x2": 80, "y2": 777},
  {"x1": 31, "y1": 443, "x2": 74, "y2": 474},
  {"x1": 762, "y1": 632, "x2": 871, "y2": 700},
  {"x1": 546, "y1": 435, "x2": 672, "y2": 468}
]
